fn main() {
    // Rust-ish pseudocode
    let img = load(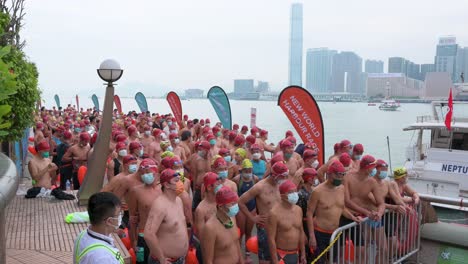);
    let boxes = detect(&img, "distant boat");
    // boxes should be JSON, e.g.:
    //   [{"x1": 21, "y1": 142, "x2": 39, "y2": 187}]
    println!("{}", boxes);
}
[
  {"x1": 379, "y1": 99, "x2": 400, "y2": 111},
  {"x1": 368, "y1": 103, "x2": 376, "y2": 106}
]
